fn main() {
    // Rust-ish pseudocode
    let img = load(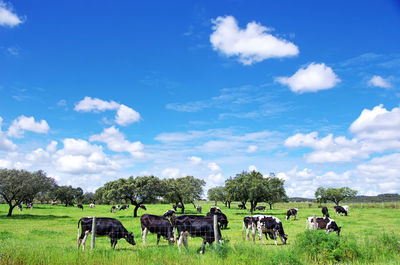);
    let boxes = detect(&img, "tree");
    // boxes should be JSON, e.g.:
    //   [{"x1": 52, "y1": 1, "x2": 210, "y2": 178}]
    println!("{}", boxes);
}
[
  {"x1": 82, "y1": 192, "x2": 95, "y2": 204},
  {"x1": 315, "y1": 187, "x2": 328, "y2": 206},
  {"x1": 50, "y1": 185, "x2": 83, "y2": 206},
  {"x1": 316, "y1": 187, "x2": 357, "y2": 205},
  {"x1": 0, "y1": 169, "x2": 55, "y2": 216},
  {"x1": 162, "y1": 176, "x2": 205, "y2": 214},
  {"x1": 224, "y1": 177, "x2": 239, "y2": 209},
  {"x1": 264, "y1": 175, "x2": 288, "y2": 210},
  {"x1": 100, "y1": 175, "x2": 163, "y2": 217},
  {"x1": 207, "y1": 186, "x2": 225, "y2": 205}
]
